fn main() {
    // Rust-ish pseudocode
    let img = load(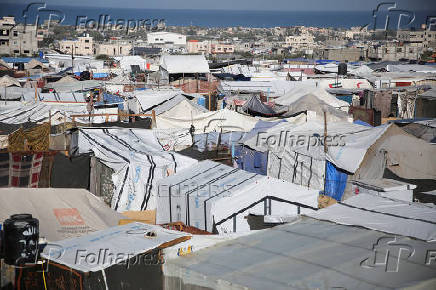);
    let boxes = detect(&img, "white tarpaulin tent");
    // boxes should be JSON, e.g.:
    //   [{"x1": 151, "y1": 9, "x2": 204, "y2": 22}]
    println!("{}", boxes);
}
[
  {"x1": 164, "y1": 217, "x2": 436, "y2": 289},
  {"x1": 71, "y1": 128, "x2": 198, "y2": 212},
  {"x1": 243, "y1": 121, "x2": 389, "y2": 190},
  {"x1": 0, "y1": 103, "x2": 119, "y2": 124},
  {"x1": 114, "y1": 56, "x2": 147, "y2": 73},
  {"x1": 156, "y1": 108, "x2": 261, "y2": 133},
  {"x1": 42, "y1": 222, "x2": 189, "y2": 272},
  {"x1": 0, "y1": 188, "x2": 123, "y2": 241},
  {"x1": 160, "y1": 55, "x2": 209, "y2": 74},
  {"x1": 306, "y1": 193, "x2": 436, "y2": 241},
  {"x1": 275, "y1": 86, "x2": 350, "y2": 111},
  {"x1": 155, "y1": 160, "x2": 318, "y2": 233},
  {"x1": 158, "y1": 99, "x2": 208, "y2": 119}
]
